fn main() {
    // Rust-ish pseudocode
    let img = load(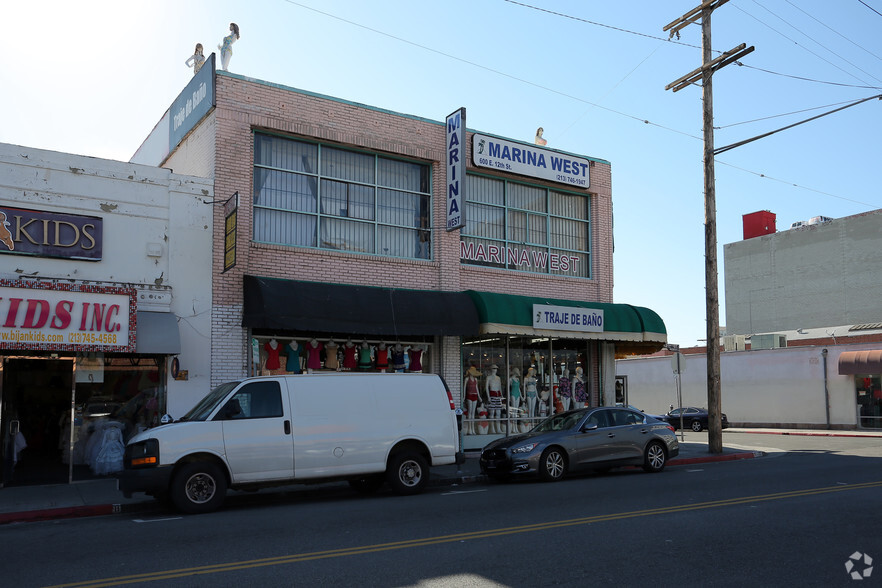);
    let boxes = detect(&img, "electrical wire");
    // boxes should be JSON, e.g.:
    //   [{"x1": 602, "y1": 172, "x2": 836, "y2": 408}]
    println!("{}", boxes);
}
[
  {"x1": 714, "y1": 98, "x2": 873, "y2": 129},
  {"x1": 858, "y1": 0, "x2": 882, "y2": 18},
  {"x1": 786, "y1": 0, "x2": 882, "y2": 64}
]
